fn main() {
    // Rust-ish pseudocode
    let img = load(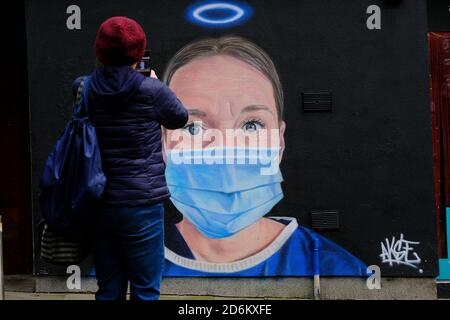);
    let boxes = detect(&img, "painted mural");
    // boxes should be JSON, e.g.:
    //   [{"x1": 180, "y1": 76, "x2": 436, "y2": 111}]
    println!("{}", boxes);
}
[
  {"x1": 26, "y1": 0, "x2": 439, "y2": 279},
  {"x1": 161, "y1": 35, "x2": 368, "y2": 276}
]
